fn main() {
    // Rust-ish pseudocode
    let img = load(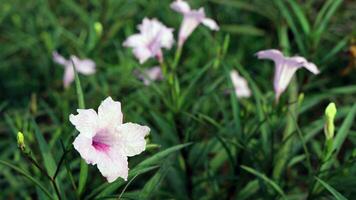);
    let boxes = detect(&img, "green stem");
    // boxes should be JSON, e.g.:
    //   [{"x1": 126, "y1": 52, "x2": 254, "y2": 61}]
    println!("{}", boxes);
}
[
  {"x1": 272, "y1": 77, "x2": 298, "y2": 180},
  {"x1": 172, "y1": 45, "x2": 183, "y2": 71},
  {"x1": 72, "y1": 59, "x2": 88, "y2": 196}
]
